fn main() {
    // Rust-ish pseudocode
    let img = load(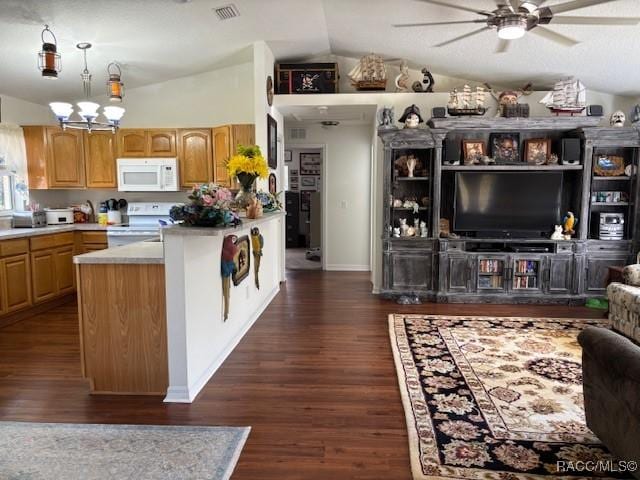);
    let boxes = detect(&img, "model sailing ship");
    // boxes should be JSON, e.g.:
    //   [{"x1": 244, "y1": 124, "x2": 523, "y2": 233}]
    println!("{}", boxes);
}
[
  {"x1": 539, "y1": 77, "x2": 586, "y2": 115},
  {"x1": 447, "y1": 85, "x2": 487, "y2": 116},
  {"x1": 349, "y1": 54, "x2": 387, "y2": 91}
]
